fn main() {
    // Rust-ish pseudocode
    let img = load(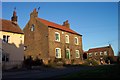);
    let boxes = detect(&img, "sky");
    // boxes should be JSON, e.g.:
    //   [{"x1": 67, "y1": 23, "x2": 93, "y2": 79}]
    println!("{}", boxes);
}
[{"x1": 1, "y1": 2, "x2": 118, "y2": 56}]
